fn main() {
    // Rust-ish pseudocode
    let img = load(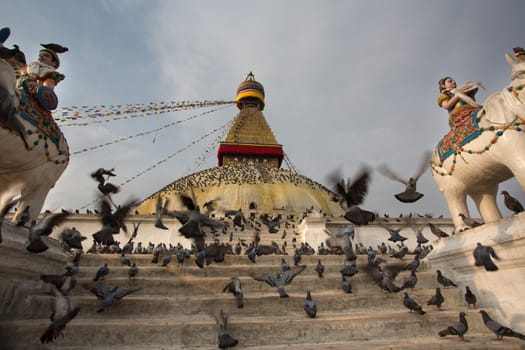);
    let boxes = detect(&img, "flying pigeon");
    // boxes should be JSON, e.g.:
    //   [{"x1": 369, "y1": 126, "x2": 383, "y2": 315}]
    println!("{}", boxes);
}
[
  {"x1": 222, "y1": 277, "x2": 244, "y2": 308},
  {"x1": 438, "y1": 312, "x2": 468, "y2": 341},
  {"x1": 251, "y1": 265, "x2": 306, "y2": 298},
  {"x1": 328, "y1": 166, "x2": 375, "y2": 225},
  {"x1": 214, "y1": 309, "x2": 238, "y2": 349},
  {"x1": 154, "y1": 196, "x2": 169, "y2": 230},
  {"x1": 59, "y1": 227, "x2": 86, "y2": 250},
  {"x1": 27, "y1": 212, "x2": 71, "y2": 253},
  {"x1": 378, "y1": 152, "x2": 430, "y2": 203},
  {"x1": 40, "y1": 286, "x2": 80, "y2": 344},
  {"x1": 85, "y1": 283, "x2": 140, "y2": 313},
  {"x1": 473, "y1": 242, "x2": 500, "y2": 271}
]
